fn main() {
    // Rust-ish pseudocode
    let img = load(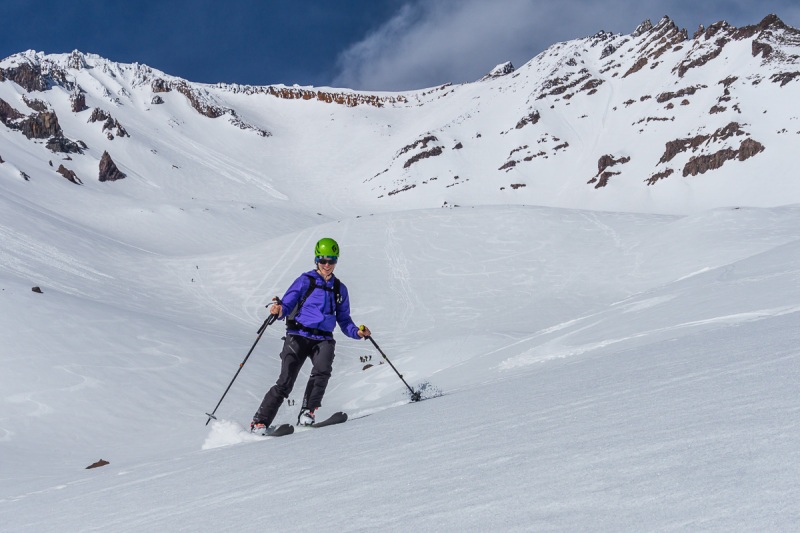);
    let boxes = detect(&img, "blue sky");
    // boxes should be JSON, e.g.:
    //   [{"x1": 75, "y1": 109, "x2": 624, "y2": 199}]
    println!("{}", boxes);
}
[{"x1": 2, "y1": 0, "x2": 799, "y2": 91}]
